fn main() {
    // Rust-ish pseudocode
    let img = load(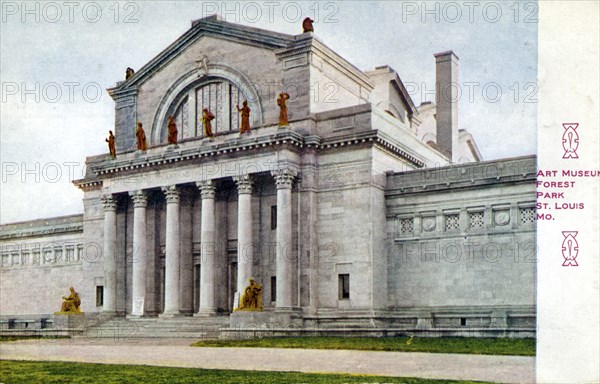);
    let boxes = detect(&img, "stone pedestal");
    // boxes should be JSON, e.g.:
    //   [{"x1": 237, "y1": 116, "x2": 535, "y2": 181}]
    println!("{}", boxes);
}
[
  {"x1": 229, "y1": 310, "x2": 302, "y2": 330},
  {"x1": 53, "y1": 313, "x2": 86, "y2": 334}
]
